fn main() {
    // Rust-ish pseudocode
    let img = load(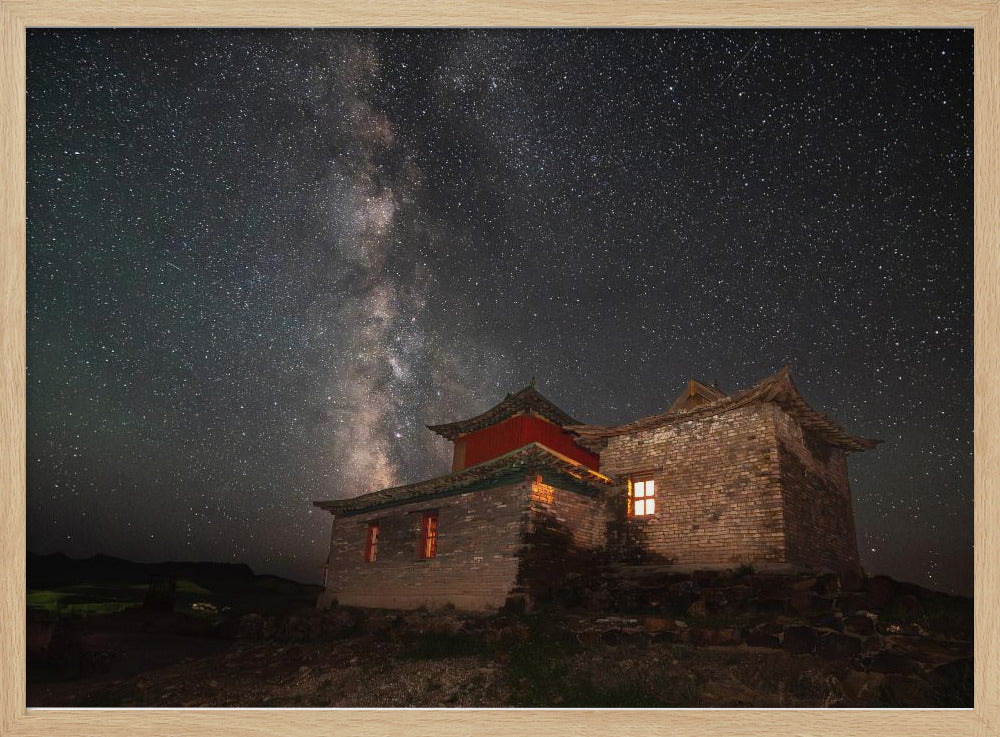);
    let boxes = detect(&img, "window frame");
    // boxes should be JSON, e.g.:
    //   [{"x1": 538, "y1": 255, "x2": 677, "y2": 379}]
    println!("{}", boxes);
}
[
  {"x1": 364, "y1": 520, "x2": 379, "y2": 563},
  {"x1": 630, "y1": 477, "x2": 656, "y2": 517},
  {"x1": 418, "y1": 511, "x2": 438, "y2": 559}
]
